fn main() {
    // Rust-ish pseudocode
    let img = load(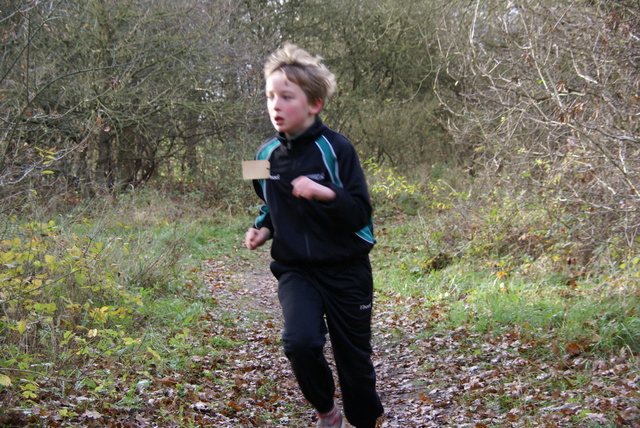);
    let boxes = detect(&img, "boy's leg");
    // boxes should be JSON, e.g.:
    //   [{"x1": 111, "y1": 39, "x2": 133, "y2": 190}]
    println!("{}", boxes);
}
[
  {"x1": 272, "y1": 262, "x2": 336, "y2": 414},
  {"x1": 319, "y1": 258, "x2": 384, "y2": 428}
]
